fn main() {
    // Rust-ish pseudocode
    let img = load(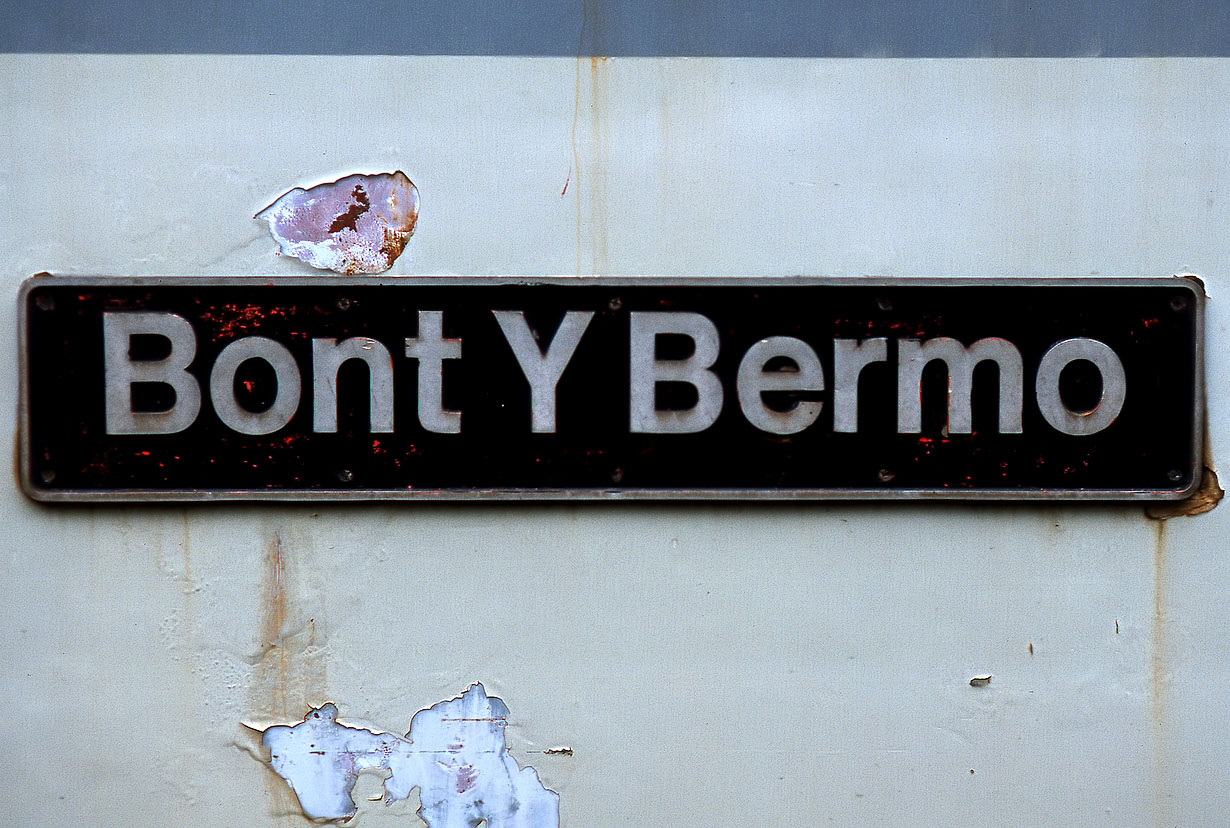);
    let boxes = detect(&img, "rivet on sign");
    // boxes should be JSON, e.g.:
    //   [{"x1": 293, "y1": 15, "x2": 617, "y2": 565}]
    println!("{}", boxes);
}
[
  {"x1": 969, "y1": 675, "x2": 992, "y2": 687},
  {"x1": 1169, "y1": 295, "x2": 1188, "y2": 311},
  {"x1": 35, "y1": 294, "x2": 55, "y2": 311},
  {"x1": 610, "y1": 467, "x2": 625, "y2": 483},
  {"x1": 877, "y1": 297, "x2": 893, "y2": 312},
  {"x1": 1167, "y1": 469, "x2": 1183, "y2": 482},
  {"x1": 336, "y1": 296, "x2": 352, "y2": 311},
  {"x1": 336, "y1": 469, "x2": 354, "y2": 483},
  {"x1": 39, "y1": 468, "x2": 55, "y2": 484},
  {"x1": 608, "y1": 297, "x2": 623, "y2": 311},
  {"x1": 877, "y1": 468, "x2": 896, "y2": 483}
]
